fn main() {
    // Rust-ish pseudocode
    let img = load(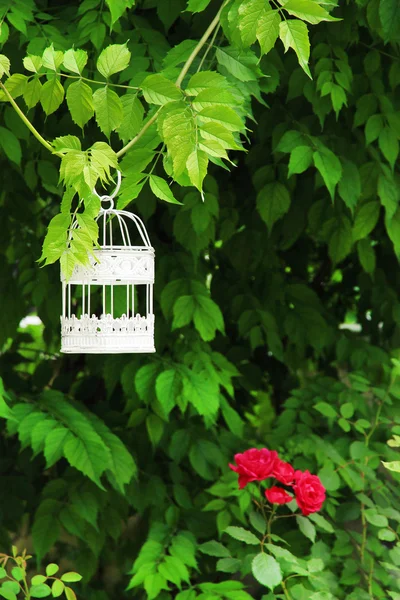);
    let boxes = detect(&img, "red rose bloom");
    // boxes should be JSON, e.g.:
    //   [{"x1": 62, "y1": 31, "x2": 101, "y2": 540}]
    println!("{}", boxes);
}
[
  {"x1": 265, "y1": 486, "x2": 293, "y2": 505},
  {"x1": 229, "y1": 448, "x2": 278, "y2": 489},
  {"x1": 294, "y1": 470, "x2": 326, "y2": 516},
  {"x1": 273, "y1": 459, "x2": 295, "y2": 486}
]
